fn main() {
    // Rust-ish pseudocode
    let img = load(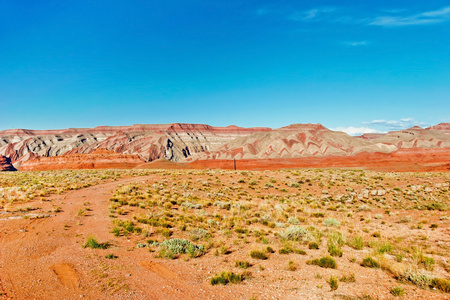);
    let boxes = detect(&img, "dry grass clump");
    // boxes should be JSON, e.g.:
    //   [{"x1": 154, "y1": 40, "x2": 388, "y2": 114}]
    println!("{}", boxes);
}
[{"x1": 0, "y1": 169, "x2": 150, "y2": 208}]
